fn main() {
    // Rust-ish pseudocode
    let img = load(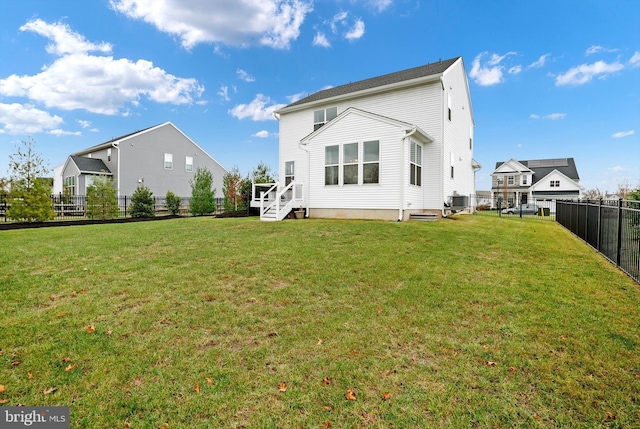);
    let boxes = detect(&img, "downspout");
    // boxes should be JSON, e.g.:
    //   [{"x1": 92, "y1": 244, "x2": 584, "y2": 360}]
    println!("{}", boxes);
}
[
  {"x1": 440, "y1": 76, "x2": 447, "y2": 218},
  {"x1": 398, "y1": 126, "x2": 418, "y2": 222},
  {"x1": 297, "y1": 140, "x2": 310, "y2": 217},
  {"x1": 111, "y1": 142, "x2": 120, "y2": 197}
]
